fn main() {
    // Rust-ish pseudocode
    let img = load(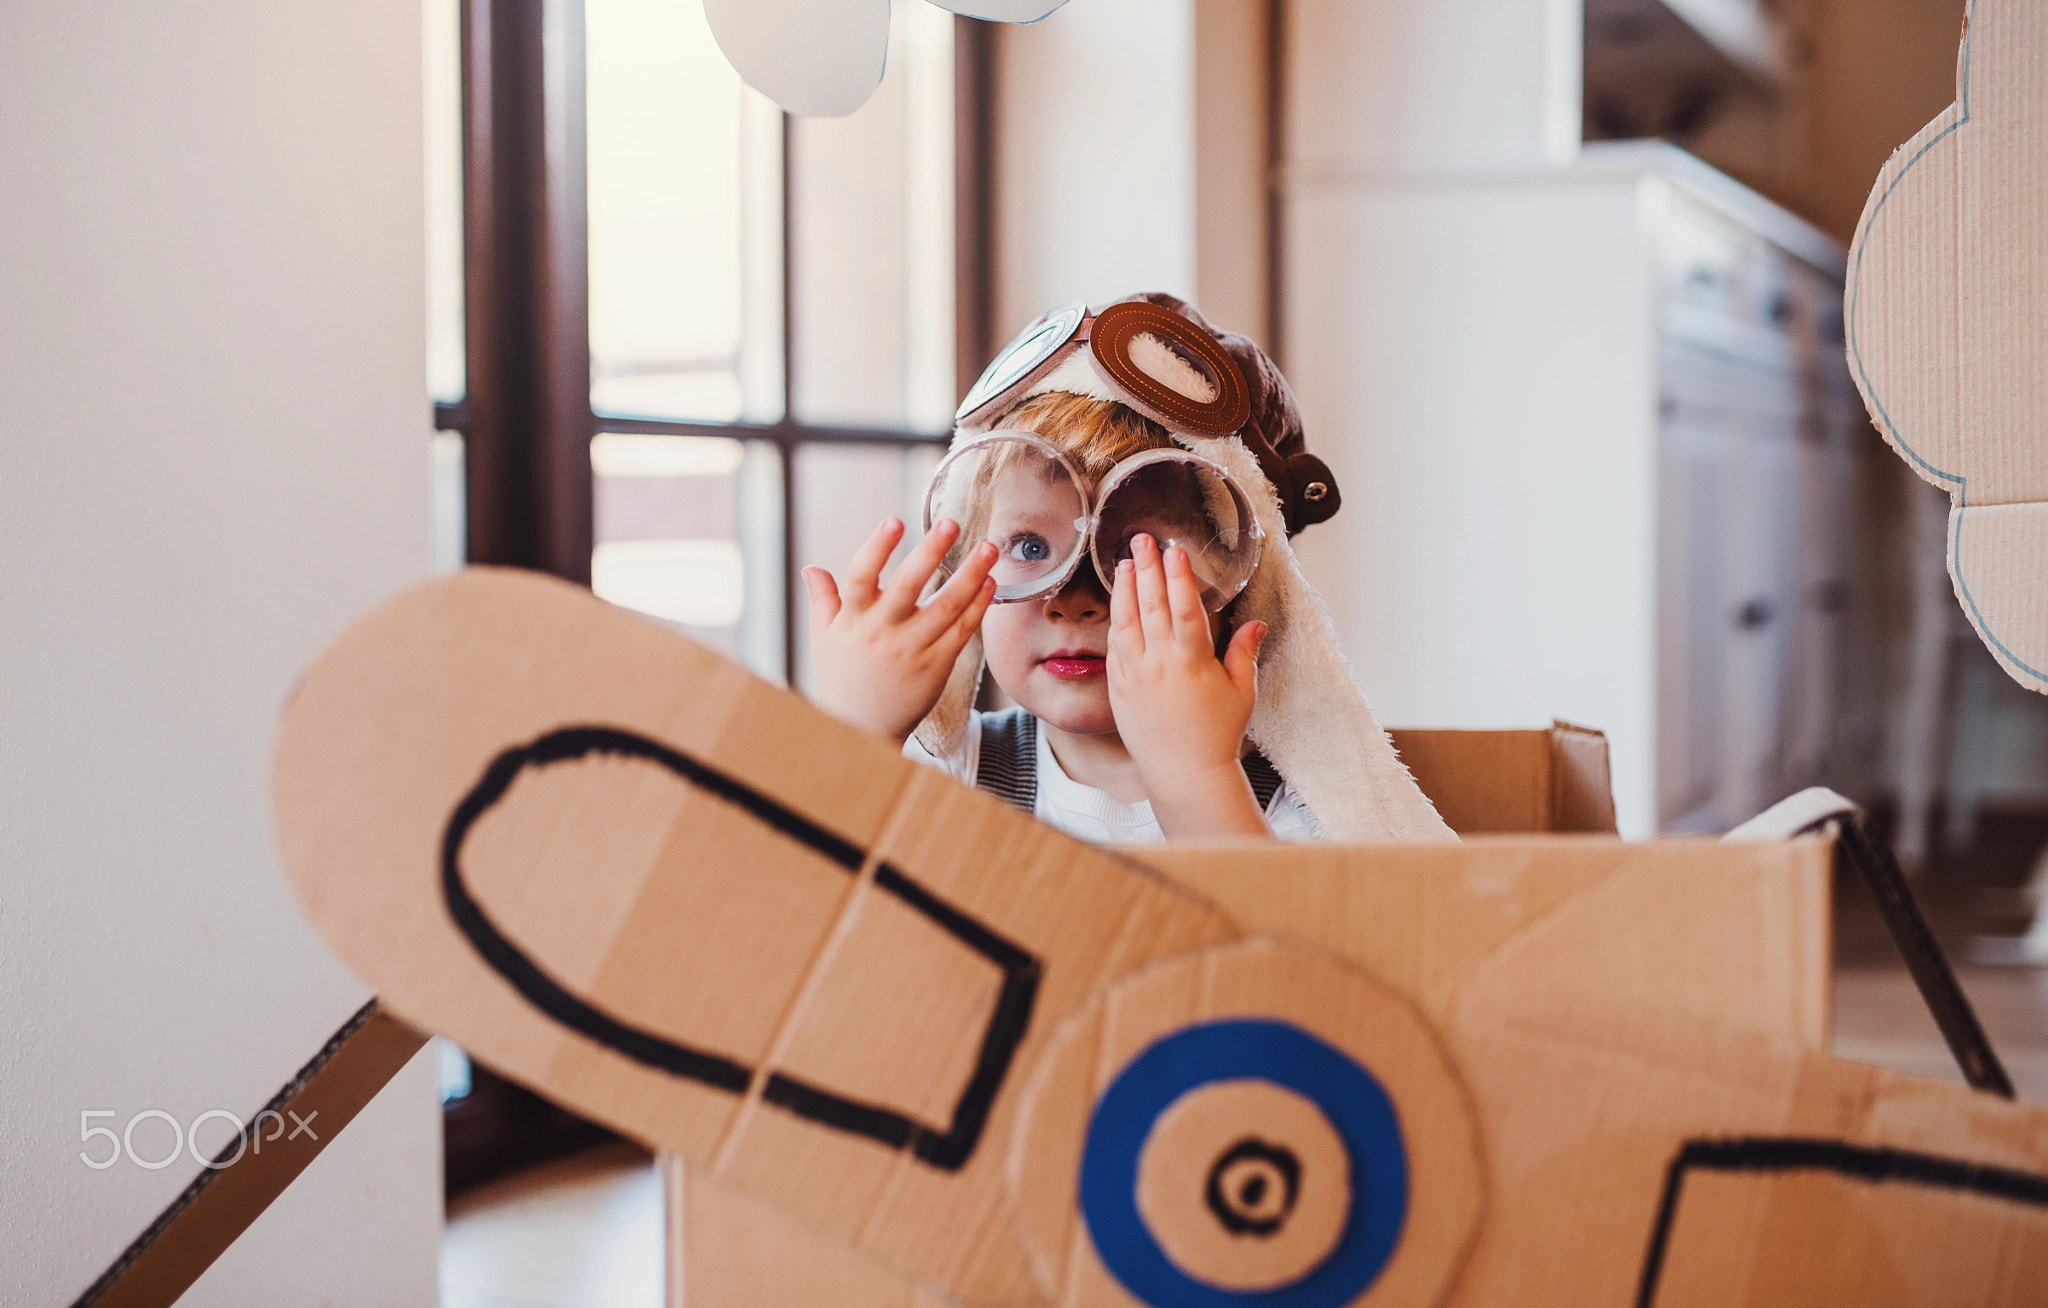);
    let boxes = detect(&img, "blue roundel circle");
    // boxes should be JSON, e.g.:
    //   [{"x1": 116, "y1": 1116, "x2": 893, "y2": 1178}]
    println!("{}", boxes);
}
[{"x1": 1078, "y1": 1019, "x2": 1408, "y2": 1308}]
